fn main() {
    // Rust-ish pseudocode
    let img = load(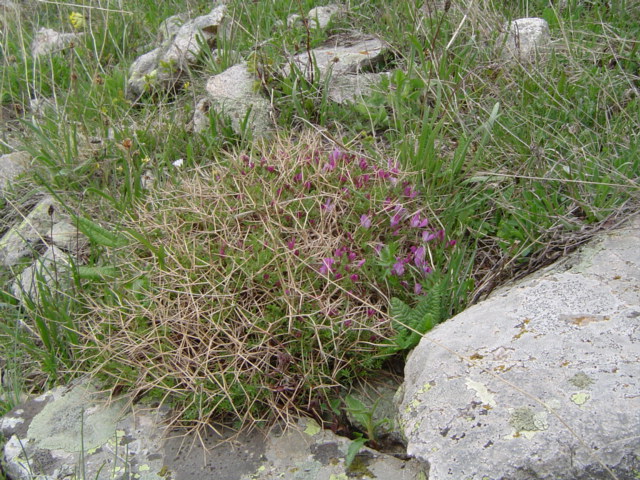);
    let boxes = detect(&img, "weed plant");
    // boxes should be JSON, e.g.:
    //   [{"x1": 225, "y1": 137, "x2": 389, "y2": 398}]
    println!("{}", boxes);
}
[{"x1": 0, "y1": 0, "x2": 637, "y2": 430}]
